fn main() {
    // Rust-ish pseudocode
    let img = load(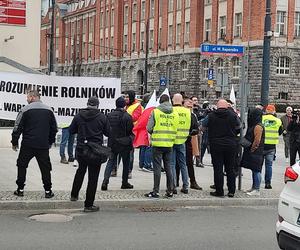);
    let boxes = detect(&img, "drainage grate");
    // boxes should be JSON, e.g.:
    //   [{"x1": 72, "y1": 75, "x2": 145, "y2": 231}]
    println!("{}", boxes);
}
[
  {"x1": 28, "y1": 213, "x2": 73, "y2": 223},
  {"x1": 138, "y1": 207, "x2": 176, "y2": 213}
]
